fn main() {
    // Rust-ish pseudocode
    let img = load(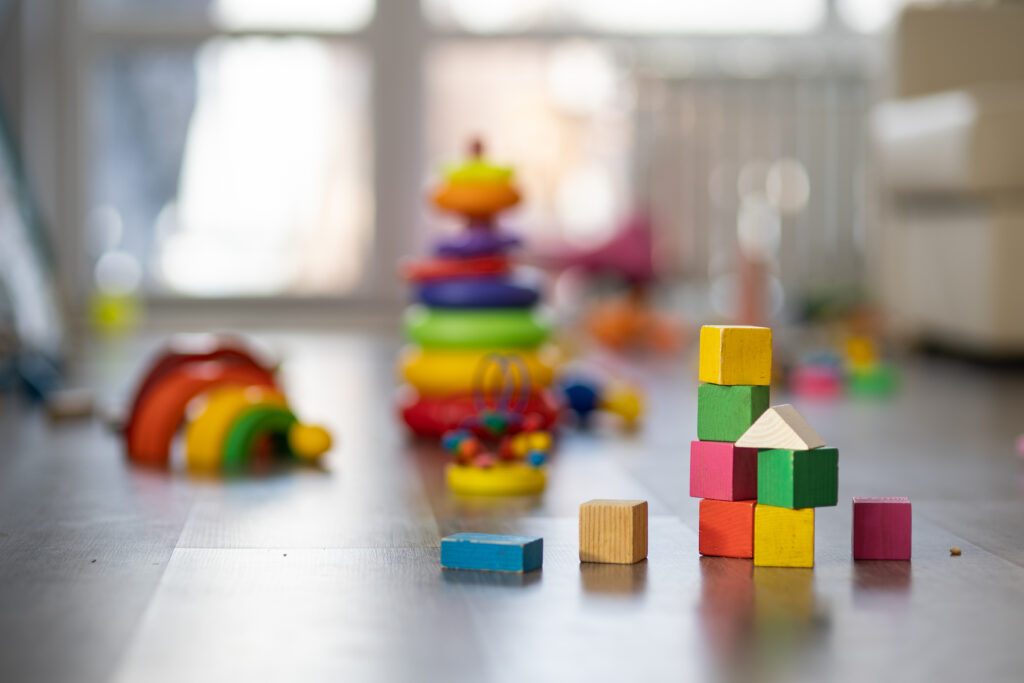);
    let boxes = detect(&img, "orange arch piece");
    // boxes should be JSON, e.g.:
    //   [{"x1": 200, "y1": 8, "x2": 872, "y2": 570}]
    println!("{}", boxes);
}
[
  {"x1": 124, "y1": 337, "x2": 270, "y2": 445},
  {"x1": 126, "y1": 361, "x2": 277, "y2": 467}
]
